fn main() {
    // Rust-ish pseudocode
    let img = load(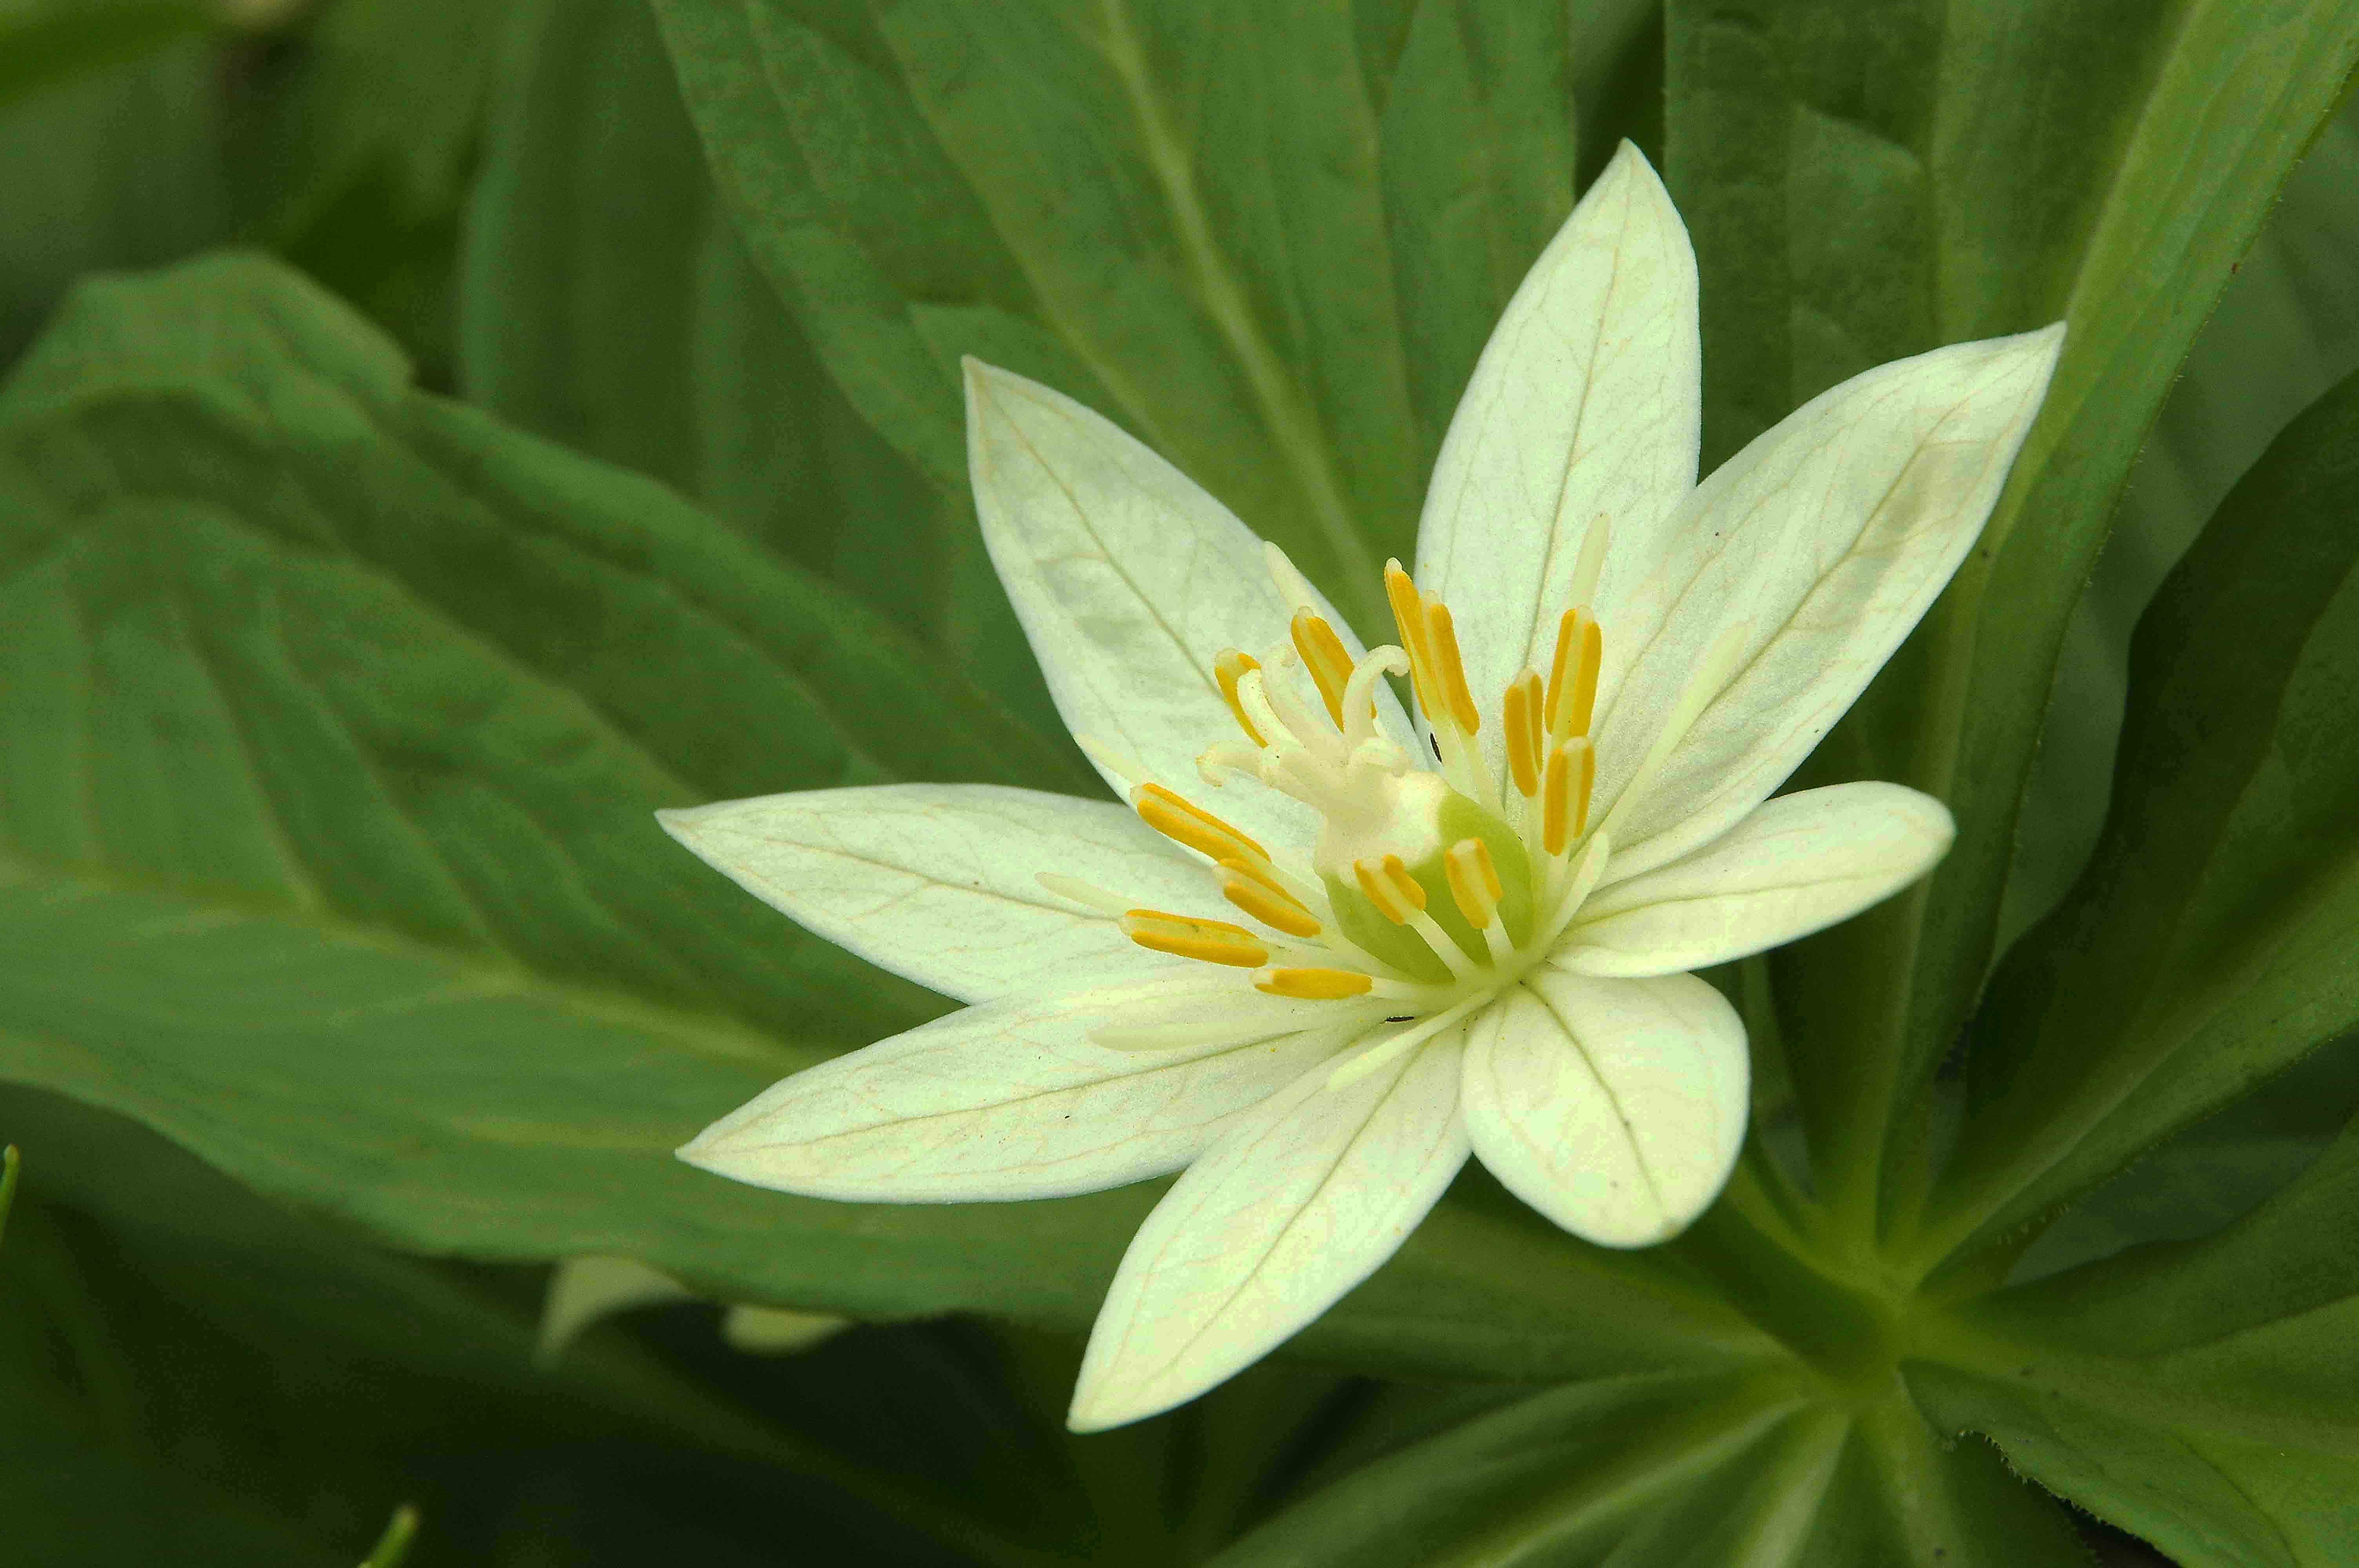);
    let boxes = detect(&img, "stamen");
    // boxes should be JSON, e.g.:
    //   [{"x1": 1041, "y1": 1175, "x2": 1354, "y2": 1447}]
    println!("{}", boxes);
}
[
  {"x1": 1354, "y1": 854, "x2": 1428, "y2": 924},
  {"x1": 1423, "y1": 597, "x2": 1481, "y2": 735},
  {"x1": 1503, "y1": 670, "x2": 1545, "y2": 798},
  {"x1": 1290, "y1": 610, "x2": 1356, "y2": 729},
  {"x1": 1443, "y1": 838, "x2": 1502, "y2": 928},
  {"x1": 1596, "y1": 620, "x2": 1752, "y2": 842},
  {"x1": 1263, "y1": 541, "x2": 1323, "y2": 616},
  {"x1": 1544, "y1": 607, "x2": 1601, "y2": 740},
  {"x1": 1326, "y1": 995, "x2": 1487, "y2": 1090},
  {"x1": 1383, "y1": 561, "x2": 1439, "y2": 719},
  {"x1": 1536, "y1": 830, "x2": 1614, "y2": 952},
  {"x1": 1219, "y1": 860, "x2": 1323, "y2": 938},
  {"x1": 1568, "y1": 514, "x2": 1612, "y2": 612},
  {"x1": 1133, "y1": 782, "x2": 1268, "y2": 864},
  {"x1": 1214, "y1": 650, "x2": 1267, "y2": 745},
  {"x1": 1074, "y1": 733, "x2": 1150, "y2": 791},
  {"x1": 1542, "y1": 738, "x2": 1596, "y2": 856},
  {"x1": 1120, "y1": 910, "x2": 1270, "y2": 967},
  {"x1": 1404, "y1": 905, "x2": 1477, "y2": 979},
  {"x1": 1034, "y1": 872, "x2": 1130, "y2": 915},
  {"x1": 1254, "y1": 965, "x2": 1376, "y2": 1001}
]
